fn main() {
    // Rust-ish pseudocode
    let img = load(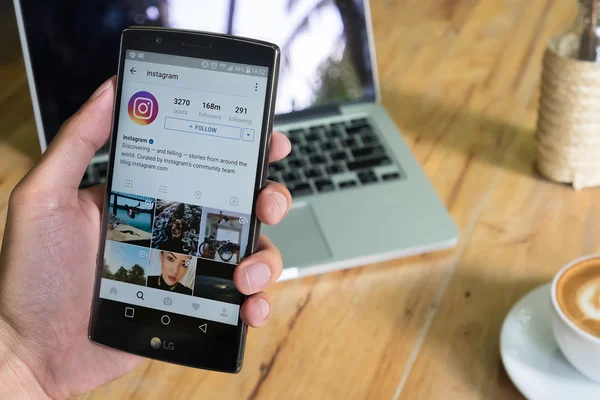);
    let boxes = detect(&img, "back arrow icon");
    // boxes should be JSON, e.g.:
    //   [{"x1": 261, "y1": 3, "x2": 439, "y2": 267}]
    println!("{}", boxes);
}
[
  {"x1": 199, "y1": 324, "x2": 207, "y2": 333},
  {"x1": 130, "y1": 67, "x2": 136, "y2": 75}
]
